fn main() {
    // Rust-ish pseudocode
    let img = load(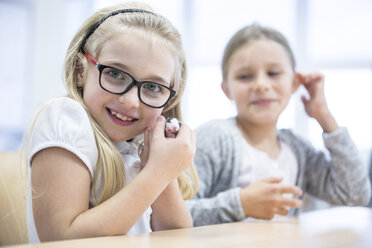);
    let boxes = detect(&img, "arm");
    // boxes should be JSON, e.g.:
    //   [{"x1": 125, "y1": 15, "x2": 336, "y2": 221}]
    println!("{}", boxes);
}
[
  {"x1": 296, "y1": 73, "x2": 370, "y2": 205},
  {"x1": 32, "y1": 117, "x2": 194, "y2": 241},
  {"x1": 300, "y1": 128, "x2": 371, "y2": 206},
  {"x1": 186, "y1": 122, "x2": 246, "y2": 226},
  {"x1": 144, "y1": 118, "x2": 194, "y2": 230},
  {"x1": 151, "y1": 179, "x2": 192, "y2": 230}
]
